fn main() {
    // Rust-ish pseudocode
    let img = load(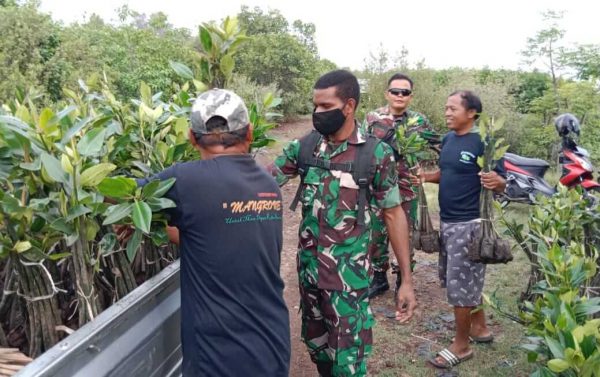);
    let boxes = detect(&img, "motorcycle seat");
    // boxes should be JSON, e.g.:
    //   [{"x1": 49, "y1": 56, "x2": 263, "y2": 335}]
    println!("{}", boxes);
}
[{"x1": 504, "y1": 153, "x2": 549, "y2": 168}]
